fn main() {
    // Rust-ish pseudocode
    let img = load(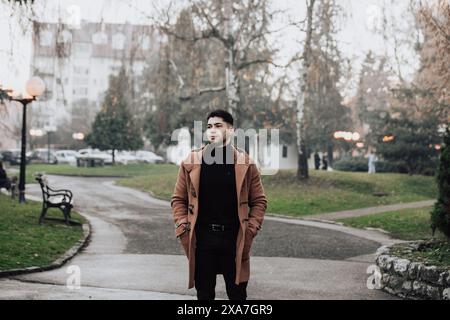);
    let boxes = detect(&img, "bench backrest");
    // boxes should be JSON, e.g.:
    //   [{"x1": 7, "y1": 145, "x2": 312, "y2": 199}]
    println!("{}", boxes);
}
[{"x1": 35, "y1": 176, "x2": 50, "y2": 202}]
